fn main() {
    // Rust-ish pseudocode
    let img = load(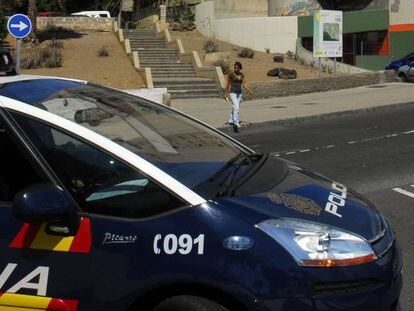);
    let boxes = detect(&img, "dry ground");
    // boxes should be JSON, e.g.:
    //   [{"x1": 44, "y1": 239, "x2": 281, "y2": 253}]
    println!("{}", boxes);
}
[
  {"x1": 170, "y1": 29, "x2": 330, "y2": 83},
  {"x1": 6, "y1": 31, "x2": 145, "y2": 89}
]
